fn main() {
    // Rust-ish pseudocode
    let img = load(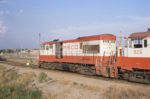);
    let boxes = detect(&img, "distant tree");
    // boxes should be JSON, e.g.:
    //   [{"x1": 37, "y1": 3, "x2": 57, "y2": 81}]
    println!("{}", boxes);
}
[
  {"x1": 6, "y1": 49, "x2": 15, "y2": 53},
  {"x1": 0, "y1": 49, "x2": 6, "y2": 53}
]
